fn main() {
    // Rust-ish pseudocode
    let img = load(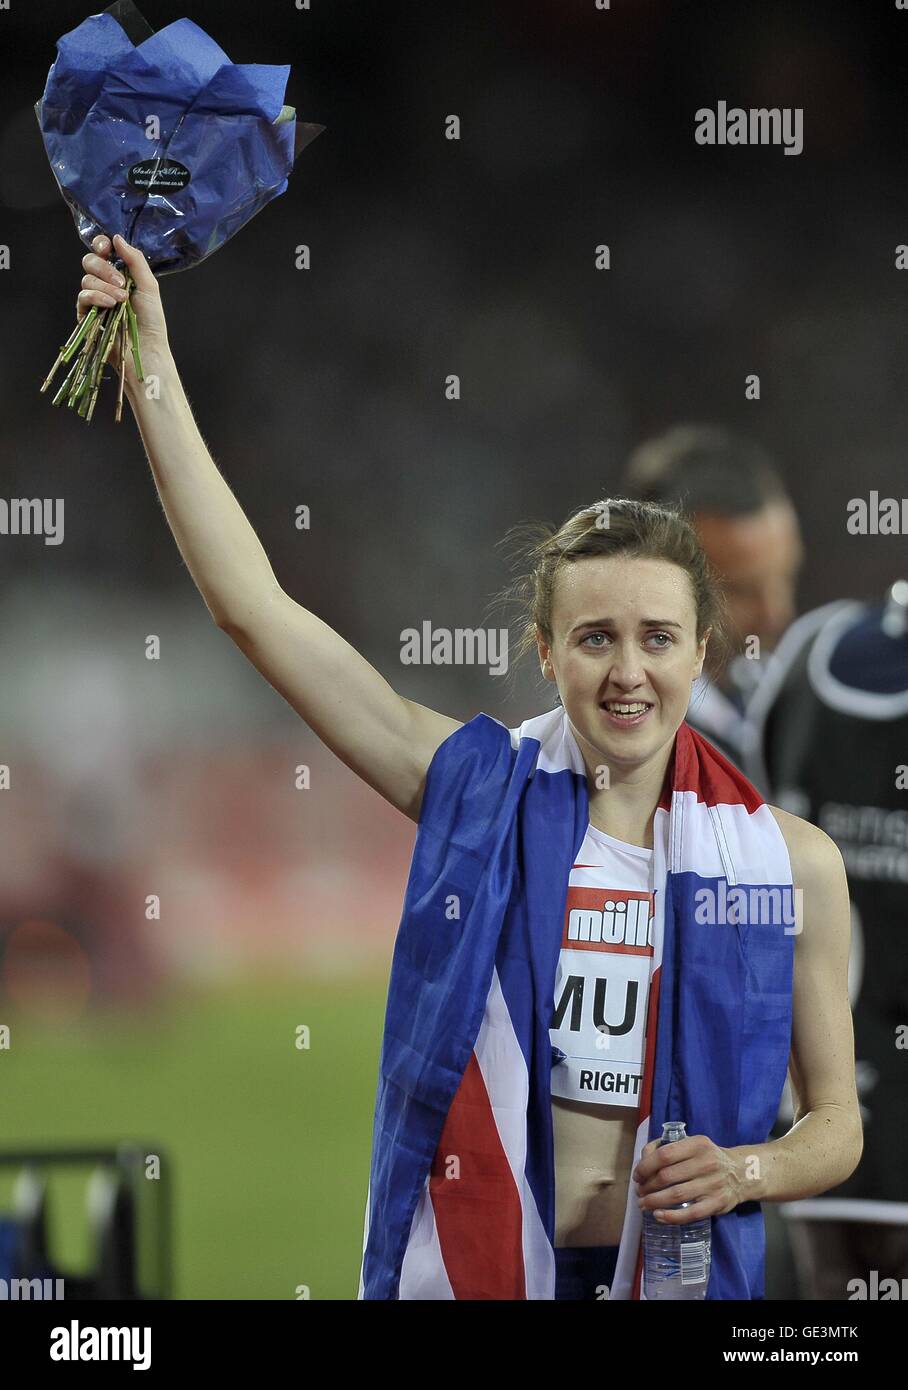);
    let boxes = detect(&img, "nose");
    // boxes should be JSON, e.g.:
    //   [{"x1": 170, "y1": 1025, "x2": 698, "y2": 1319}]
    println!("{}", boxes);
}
[{"x1": 603, "y1": 645, "x2": 647, "y2": 693}]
